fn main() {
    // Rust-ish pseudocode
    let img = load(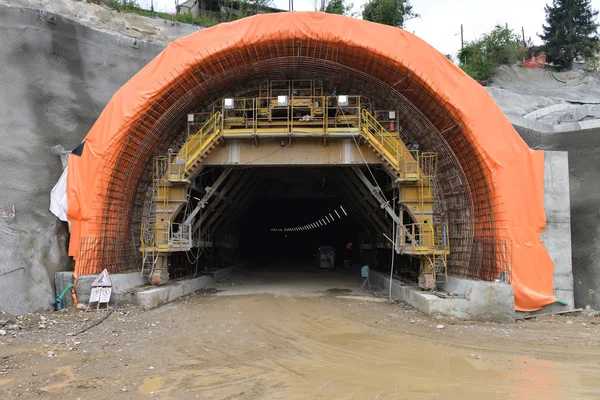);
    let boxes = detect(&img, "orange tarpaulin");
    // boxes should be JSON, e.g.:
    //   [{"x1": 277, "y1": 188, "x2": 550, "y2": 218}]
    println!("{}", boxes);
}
[
  {"x1": 524, "y1": 54, "x2": 547, "y2": 69},
  {"x1": 66, "y1": 12, "x2": 555, "y2": 311}
]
